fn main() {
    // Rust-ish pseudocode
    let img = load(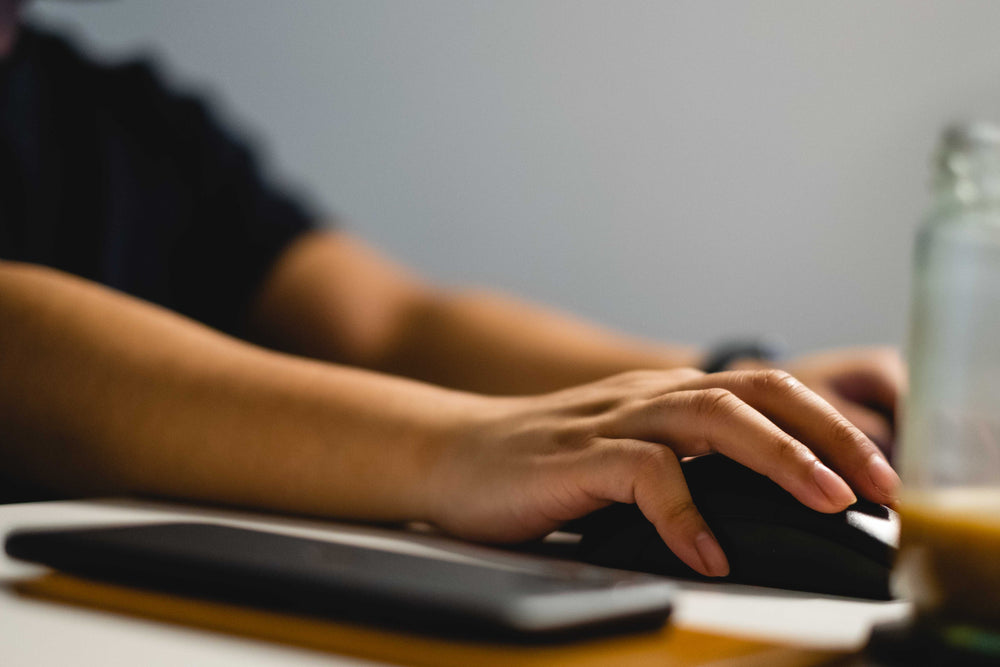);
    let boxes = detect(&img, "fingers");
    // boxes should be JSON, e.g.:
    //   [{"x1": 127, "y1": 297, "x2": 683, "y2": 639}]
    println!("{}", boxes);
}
[
  {"x1": 693, "y1": 370, "x2": 899, "y2": 505},
  {"x1": 821, "y1": 365, "x2": 900, "y2": 459},
  {"x1": 608, "y1": 385, "x2": 859, "y2": 513},
  {"x1": 825, "y1": 396, "x2": 894, "y2": 455},
  {"x1": 786, "y1": 346, "x2": 906, "y2": 419},
  {"x1": 579, "y1": 438, "x2": 729, "y2": 577}
]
